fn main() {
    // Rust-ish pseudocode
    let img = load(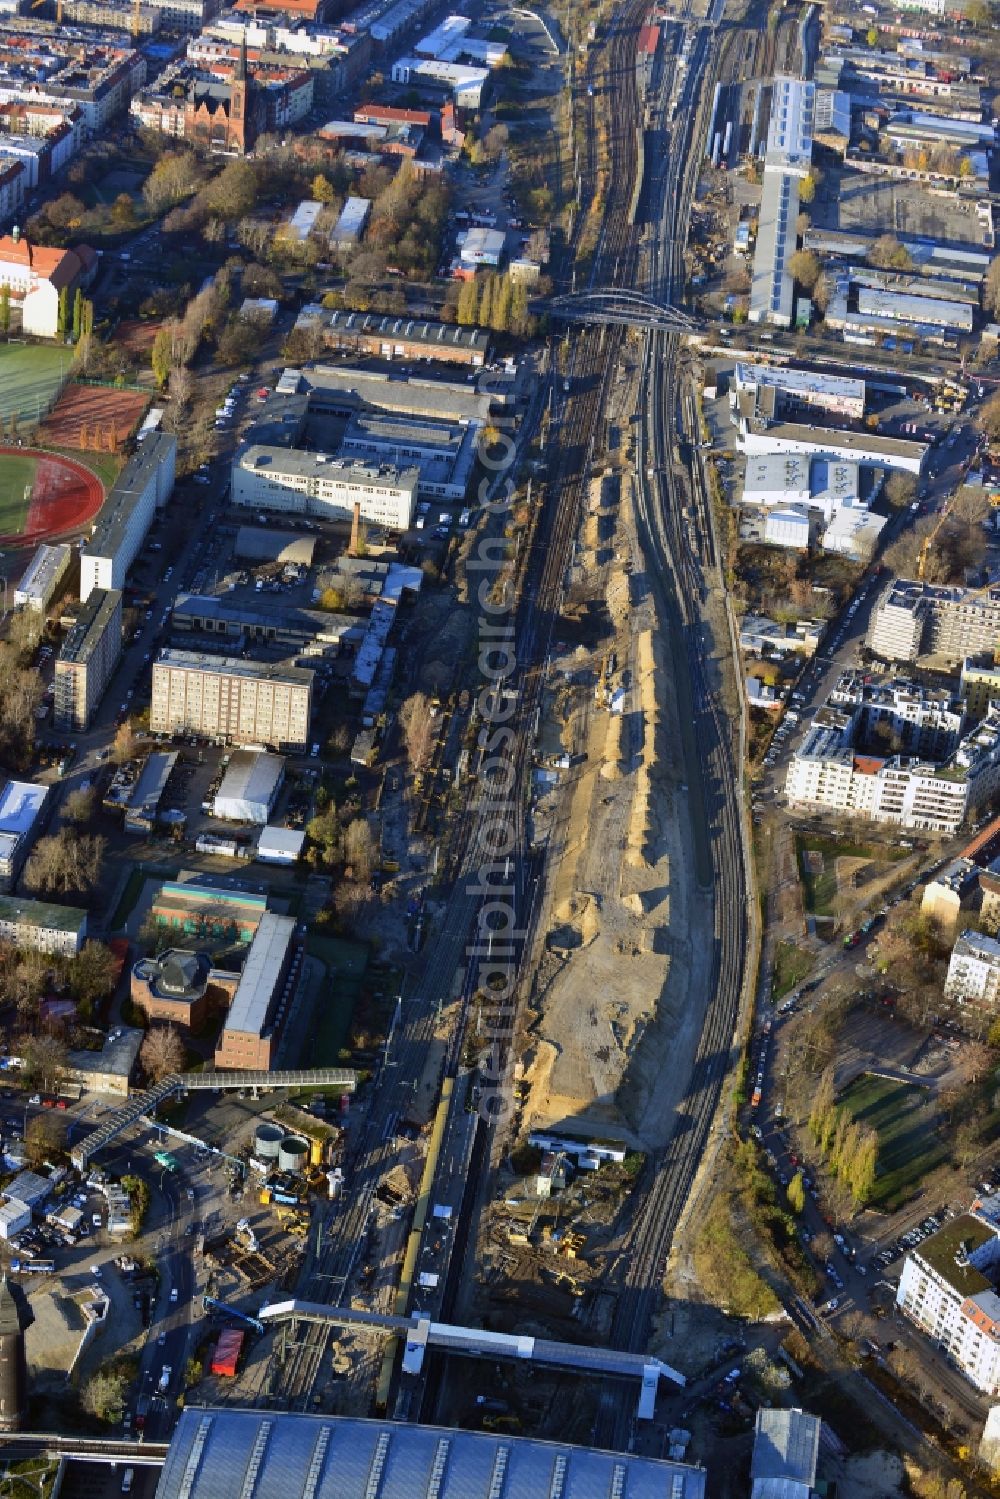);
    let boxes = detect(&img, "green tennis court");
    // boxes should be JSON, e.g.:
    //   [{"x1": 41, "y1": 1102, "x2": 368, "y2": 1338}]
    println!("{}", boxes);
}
[{"x1": 0, "y1": 343, "x2": 71, "y2": 427}]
